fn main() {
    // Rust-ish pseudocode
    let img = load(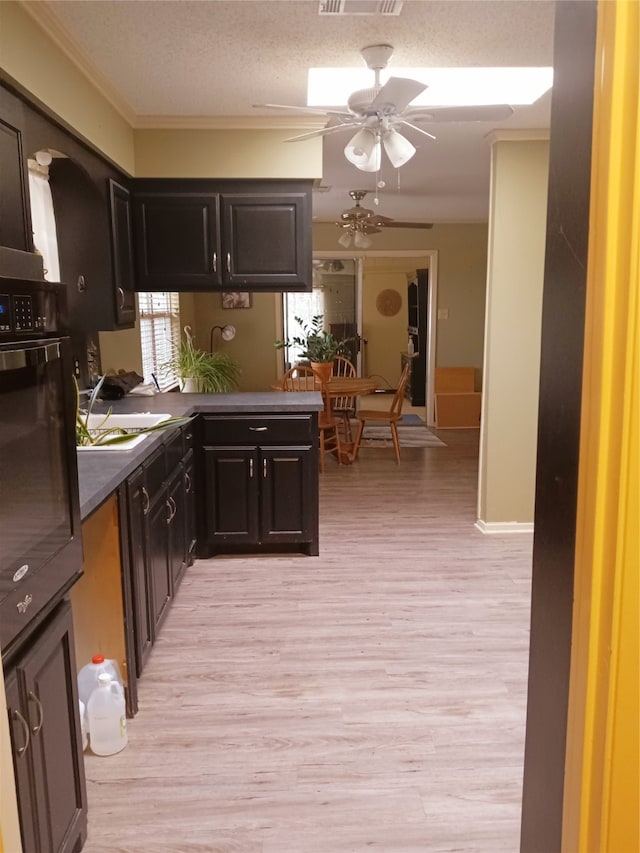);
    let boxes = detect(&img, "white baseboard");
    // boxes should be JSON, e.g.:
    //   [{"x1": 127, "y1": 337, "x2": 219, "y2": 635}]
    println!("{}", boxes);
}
[{"x1": 475, "y1": 520, "x2": 534, "y2": 535}]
